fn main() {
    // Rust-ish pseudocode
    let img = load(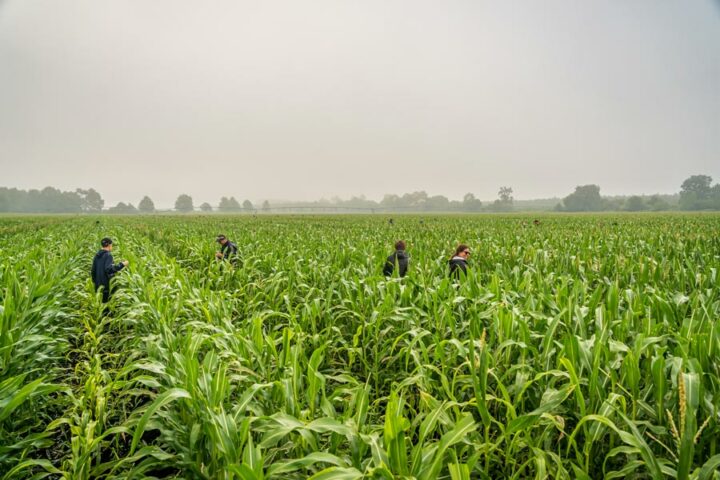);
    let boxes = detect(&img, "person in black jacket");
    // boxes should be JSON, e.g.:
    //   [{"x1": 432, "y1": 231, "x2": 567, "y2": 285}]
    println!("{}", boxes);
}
[
  {"x1": 91, "y1": 237, "x2": 129, "y2": 303},
  {"x1": 383, "y1": 240, "x2": 409, "y2": 277},
  {"x1": 215, "y1": 234, "x2": 238, "y2": 262},
  {"x1": 449, "y1": 244, "x2": 470, "y2": 278}
]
